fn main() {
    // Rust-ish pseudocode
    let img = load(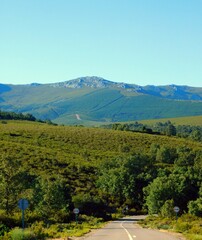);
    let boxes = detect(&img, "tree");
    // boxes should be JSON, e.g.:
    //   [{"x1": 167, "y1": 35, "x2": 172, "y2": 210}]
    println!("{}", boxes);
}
[
  {"x1": 96, "y1": 159, "x2": 126, "y2": 205},
  {"x1": 156, "y1": 146, "x2": 177, "y2": 164},
  {"x1": 165, "y1": 123, "x2": 176, "y2": 136},
  {"x1": 160, "y1": 199, "x2": 175, "y2": 217},
  {"x1": 188, "y1": 184, "x2": 202, "y2": 216},
  {"x1": 190, "y1": 129, "x2": 202, "y2": 142},
  {"x1": 144, "y1": 177, "x2": 171, "y2": 214},
  {"x1": 33, "y1": 176, "x2": 70, "y2": 222},
  {"x1": 144, "y1": 174, "x2": 188, "y2": 214},
  {"x1": 0, "y1": 154, "x2": 23, "y2": 214},
  {"x1": 97, "y1": 154, "x2": 154, "y2": 210},
  {"x1": 188, "y1": 198, "x2": 202, "y2": 217}
]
